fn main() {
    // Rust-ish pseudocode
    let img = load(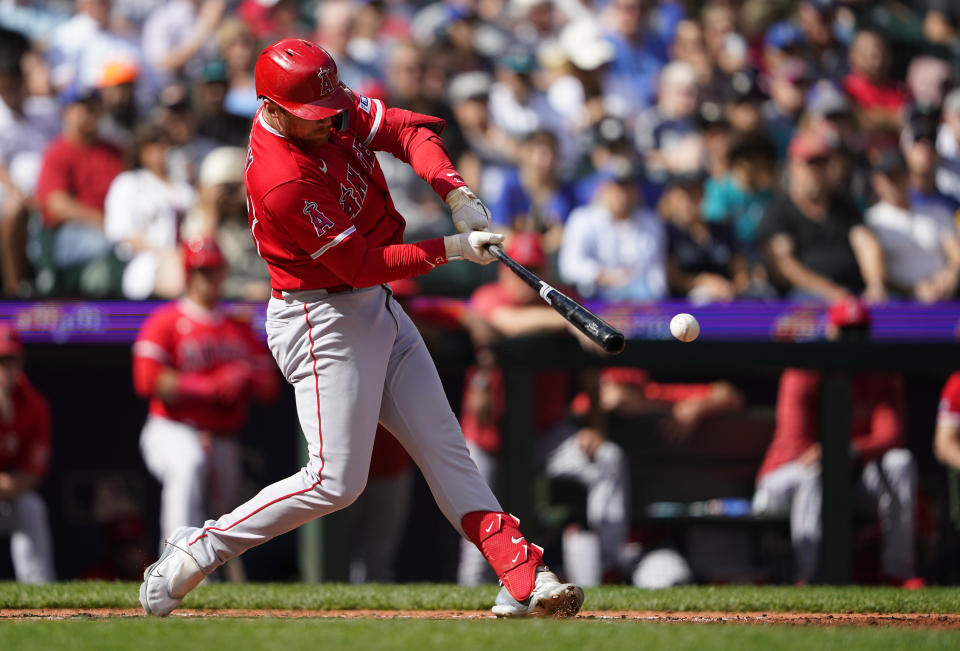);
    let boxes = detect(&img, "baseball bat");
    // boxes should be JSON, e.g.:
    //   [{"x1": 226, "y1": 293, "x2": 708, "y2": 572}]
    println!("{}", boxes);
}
[{"x1": 488, "y1": 245, "x2": 626, "y2": 355}]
